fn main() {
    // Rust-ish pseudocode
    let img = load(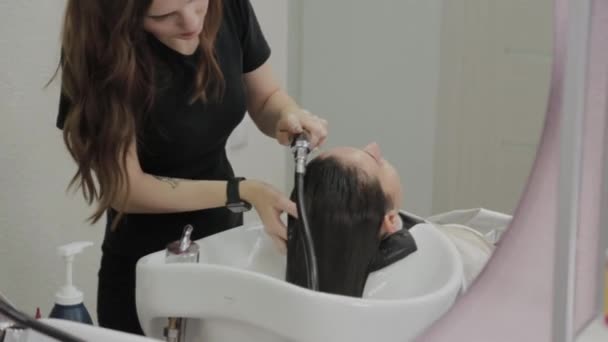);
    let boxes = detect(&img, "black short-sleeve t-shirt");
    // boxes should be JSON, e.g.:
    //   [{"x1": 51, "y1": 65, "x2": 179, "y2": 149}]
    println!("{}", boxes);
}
[{"x1": 56, "y1": 0, "x2": 271, "y2": 257}]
